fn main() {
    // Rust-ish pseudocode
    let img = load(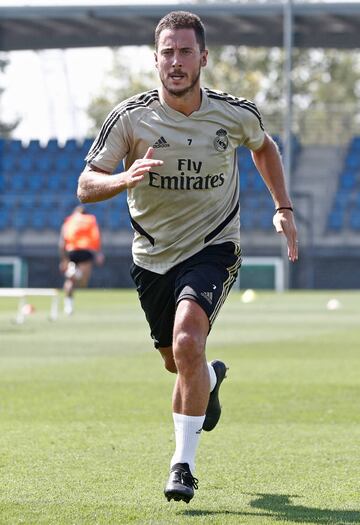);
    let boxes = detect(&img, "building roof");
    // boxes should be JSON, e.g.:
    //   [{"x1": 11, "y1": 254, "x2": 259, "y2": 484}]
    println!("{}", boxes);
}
[{"x1": 1, "y1": 2, "x2": 360, "y2": 51}]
